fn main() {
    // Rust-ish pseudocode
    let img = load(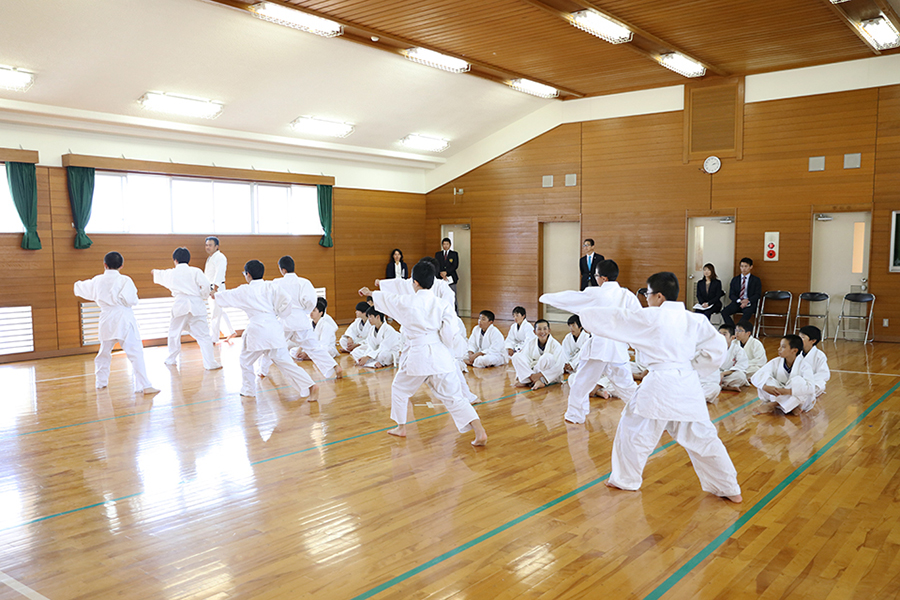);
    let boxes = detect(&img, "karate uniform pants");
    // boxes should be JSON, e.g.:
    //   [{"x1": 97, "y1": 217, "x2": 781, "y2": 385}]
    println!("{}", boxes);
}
[
  {"x1": 209, "y1": 298, "x2": 235, "y2": 339},
  {"x1": 758, "y1": 387, "x2": 815, "y2": 413},
  {"x1": 722, "y1": 371, "x2": 748, "y2": 390},
  {"x1": 391, "y1": 369, "x2": 479, "y2": 432},
  {"x1": 166, "y1": 313, "x2": 219, "y2": 369},
  {"x1": 241, "y1": 347, "x2": 315, "y2": 398},
  {"x1": 512, "y1": 352, "x2": 561, "y2": 384},
  {"x1": 261, "y1": 329, "x2": 338, "y2": 378},
  {"x1": 609, "y1": 408, "x2": 741, "y2": 497},
  {"x1": 95, "y1": 334, "x2": 153, "y2": 392},
  {"x1": 700, "y1": 377, "x2": 721, "y2": 404},
  {"x1": 564, "y1": 359, "x2": 637, "y2": 424},
  {"x1": 472, "y1": 353, "x2": 507, "y2": 368}
]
